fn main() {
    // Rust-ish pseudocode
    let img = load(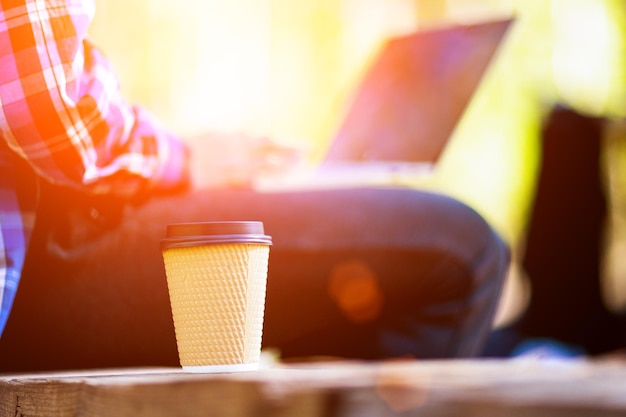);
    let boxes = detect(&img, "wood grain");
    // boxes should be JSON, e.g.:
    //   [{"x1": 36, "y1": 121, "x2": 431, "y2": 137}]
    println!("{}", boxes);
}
[{"x1": 1, "y1": 359, "x2": 626, "y2": 416}]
